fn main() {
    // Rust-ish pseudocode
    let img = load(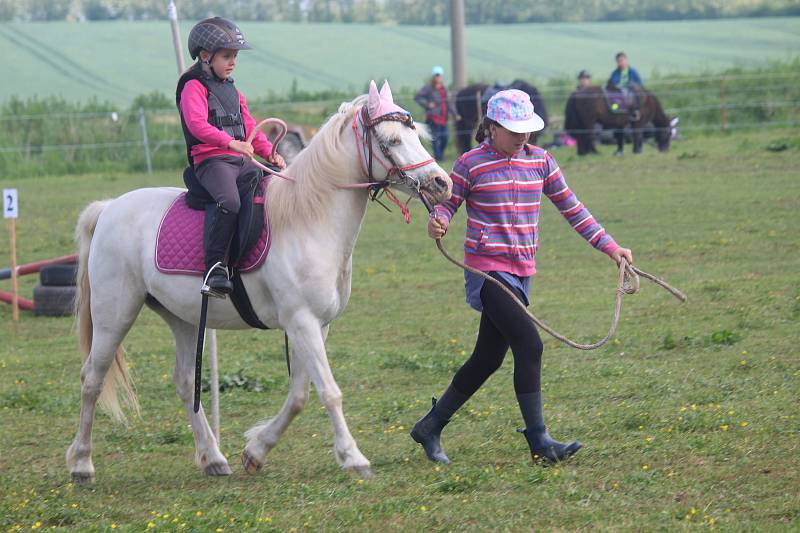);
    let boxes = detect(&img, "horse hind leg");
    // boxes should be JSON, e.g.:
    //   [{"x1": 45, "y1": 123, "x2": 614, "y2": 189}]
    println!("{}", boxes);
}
[
  {"x1": 160, "y1": 312, "x2": 231, "y2": 476},
  {"x1": 66, "y1": 295, "x2": 144, "y2": 483},
  {"x1": 242, "y1": 343, "x2": 310, "y2": 474}
]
